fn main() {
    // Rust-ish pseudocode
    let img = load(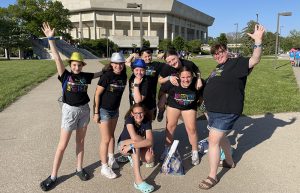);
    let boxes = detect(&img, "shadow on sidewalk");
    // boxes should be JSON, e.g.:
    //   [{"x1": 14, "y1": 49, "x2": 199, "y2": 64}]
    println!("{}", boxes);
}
[{"x1": 217, "y1": 112, "x2": 296, "y2": 179}]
